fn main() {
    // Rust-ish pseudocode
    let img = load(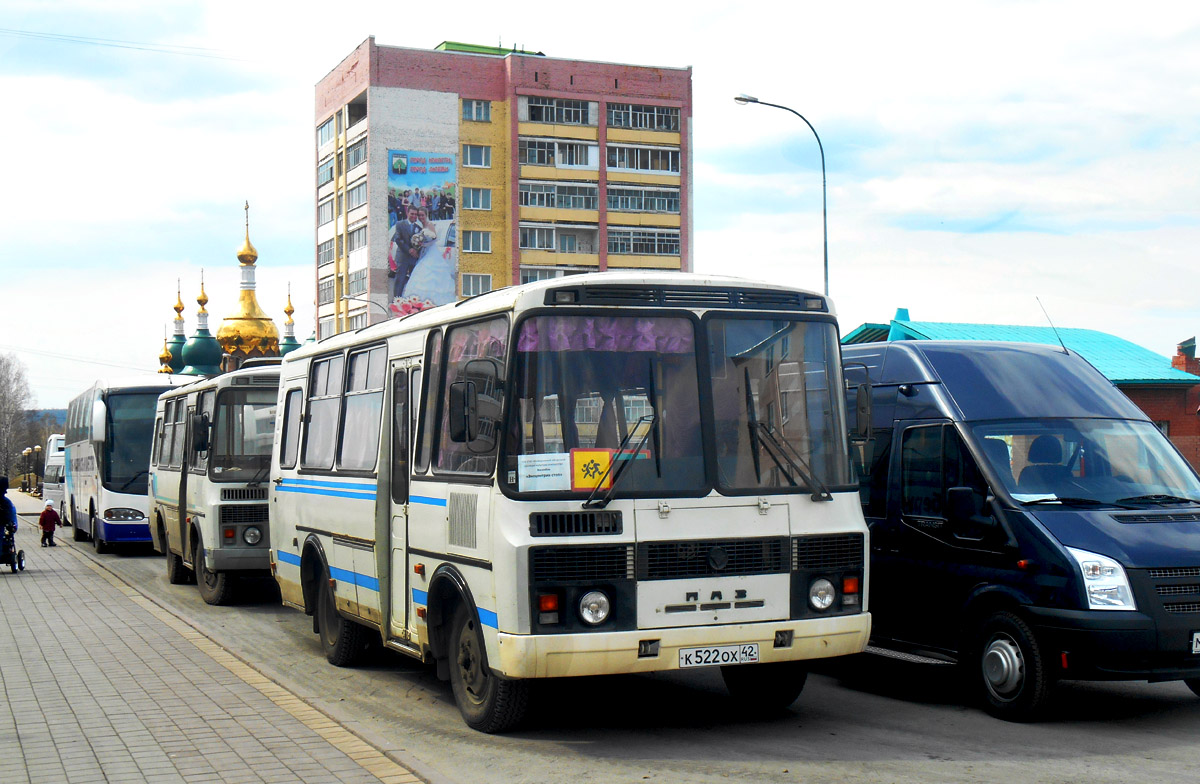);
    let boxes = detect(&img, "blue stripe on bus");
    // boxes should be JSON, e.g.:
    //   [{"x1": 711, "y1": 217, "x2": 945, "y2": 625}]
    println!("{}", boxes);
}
[
  {"x1": 410, "y1": 589, "x2": 496, "y2": 629},
  {"x1": 410, "y1": 495, "x2": 447, "y2": 507},
  {"x1": 277, "y1": 551, "x2": 301, "y2": 566},
  {"x1": 276, "y1": 485, "x2": 376, "y2": 501},
  {"x1": 282, "y1": 478, "x2": 378, "y2": 492},
  {"x1": 329, "y1": 565, "x2": 380, "y2": 593}
]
